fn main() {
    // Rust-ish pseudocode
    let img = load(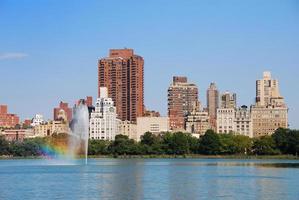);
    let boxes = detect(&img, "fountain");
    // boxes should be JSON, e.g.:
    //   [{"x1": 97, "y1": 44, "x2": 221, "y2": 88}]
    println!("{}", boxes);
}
[{"x1": 69, "y1": 100, "x2": 89, "y2": 165}]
